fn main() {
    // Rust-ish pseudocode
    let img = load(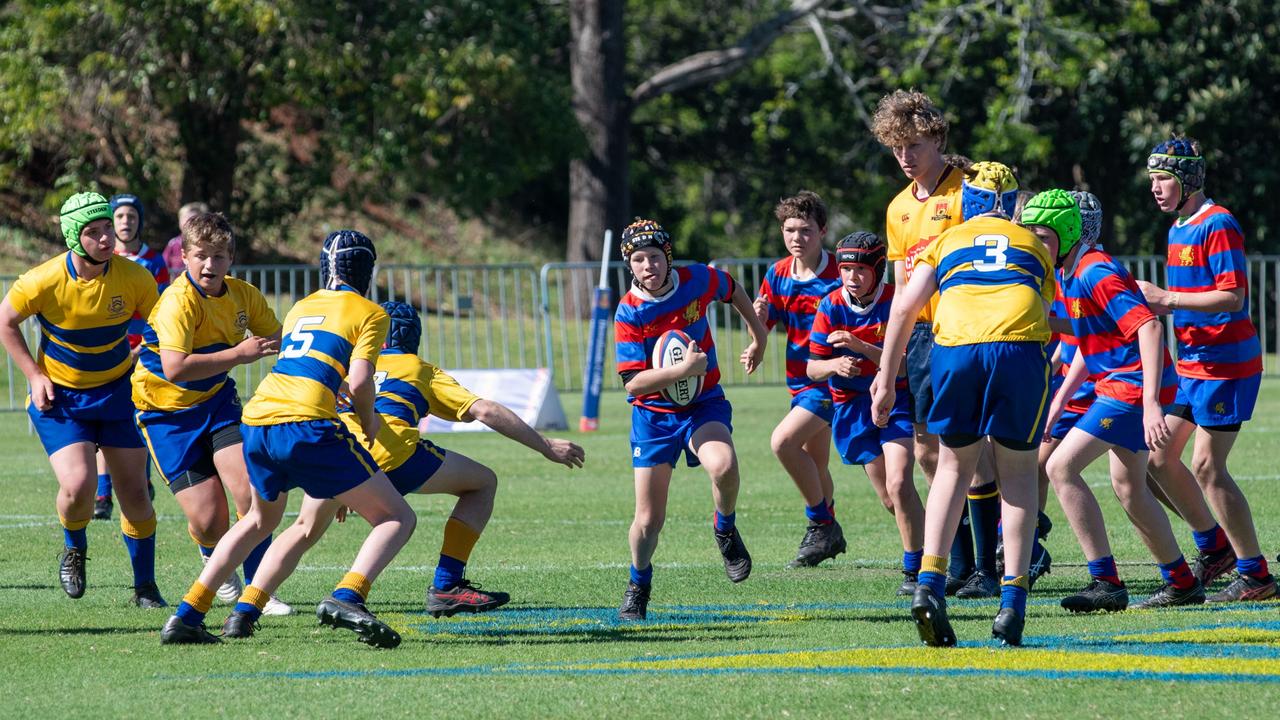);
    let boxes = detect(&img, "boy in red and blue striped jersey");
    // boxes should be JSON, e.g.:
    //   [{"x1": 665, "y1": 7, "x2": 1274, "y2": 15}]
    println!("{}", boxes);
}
[
  {"x1": 614, "y1": 218, "x2": 767, "y2": 620},
  {"x1": 808, "y1": 232, "x2": 923, "y2": 595},
  {"x1": 1137, "y1": 136, "x2": 1274, "y2": 602},
  {"x1": 1029, "y1": 190, "x2": 1201, "y2": 612},
  {"x1": 752, "y1": 191, "x2": 844, "y2": 568}
]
